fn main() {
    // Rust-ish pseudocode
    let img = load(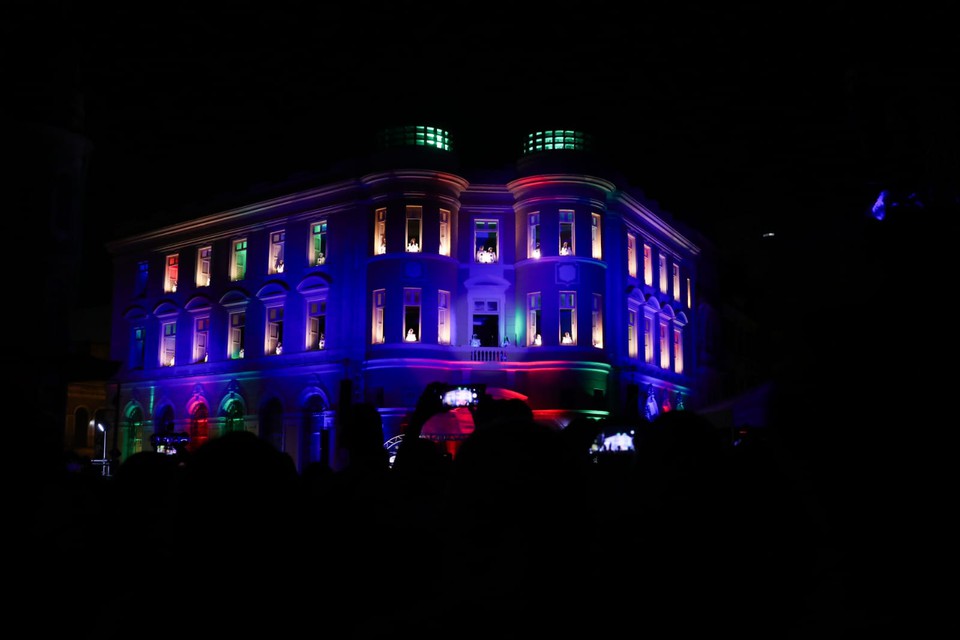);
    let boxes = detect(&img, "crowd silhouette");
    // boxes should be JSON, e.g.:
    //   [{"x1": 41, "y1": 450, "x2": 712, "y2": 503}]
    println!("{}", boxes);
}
[{"x1": 24, "y1": 372, "x2": 902, "y2": 639}]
